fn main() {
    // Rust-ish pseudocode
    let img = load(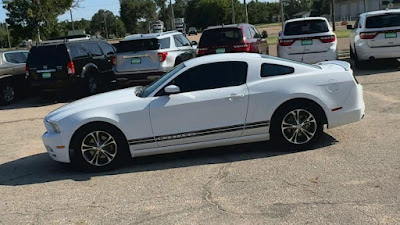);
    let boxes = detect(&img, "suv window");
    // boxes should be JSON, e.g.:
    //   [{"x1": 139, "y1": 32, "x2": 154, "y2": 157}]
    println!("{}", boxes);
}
[
  {"x1": 199, "y1": 28, "x2": 243, "y2": 46},
  {"x1": 4, "y1": 52, "x2": 27, "y2": 64},
  {"x1": 366, "y1": 13, "x2": 400, "y2": 28},
  {"x1": 252, "y1": 27, "x2": 261, "y2": 38},
  {"x1": 159, "y1": 37, "x2": 171, "y2": 49},
  {"x1": 244, "y1": 28, "x2": 252, "y2": 39},
  {"x1": 28, "y1": 45, "x2": 70, "y2": 66},
  {"x1": 261, "y1": 63, "x2": 295, "y2": 77},
  {"x1": 86, "y1": 43, "x2": 103, "y2": 56},
  {"x1": 116, "y1": 38, "x2": 168, "y2": 53},
  {"x1": 69, "y1": 45, "x2": 89, "y2": 59},
  {"x1": 99, "y1": 42, "x2": 115, "y2": 56},
  {"x1": 354, "y1": 18, "x2": 360, "y2": 28},
  {"x1": 167, "y1": 61, "x2": 248, "y2": 93},
  {"x1": 174, "y1": 35, "x2": 190, "y2": 47},
  {"x1": 284, "y1": 20, "x2": 329, "y2": 36}
]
